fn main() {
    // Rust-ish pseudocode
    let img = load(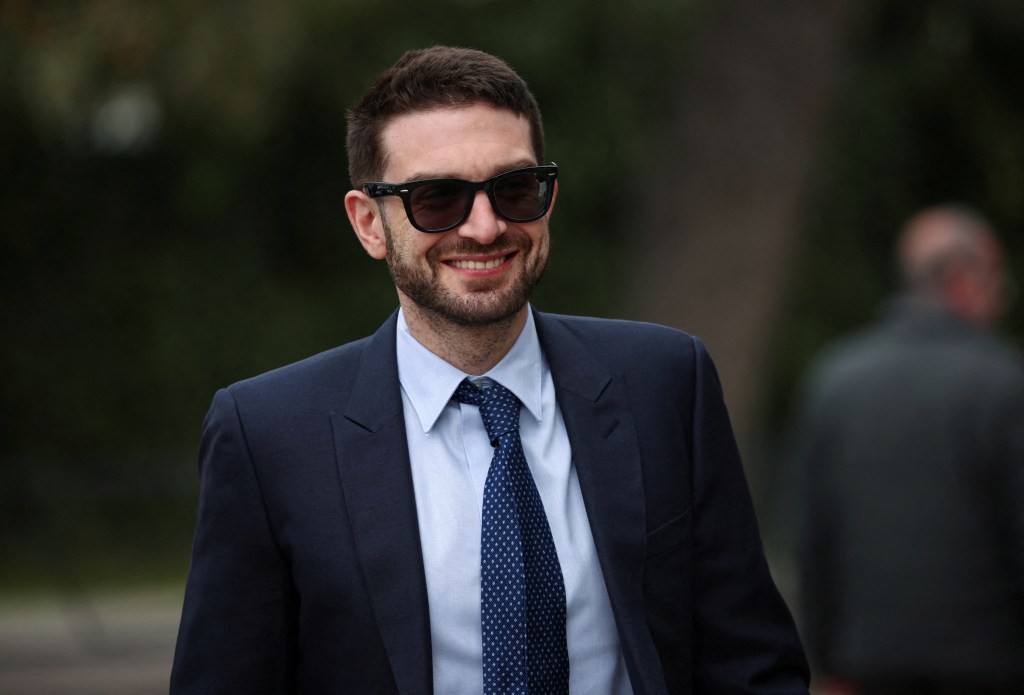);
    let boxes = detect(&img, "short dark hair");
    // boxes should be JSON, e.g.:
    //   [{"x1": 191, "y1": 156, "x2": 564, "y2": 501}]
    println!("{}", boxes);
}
[{"x1": 346, "y1": 46, "x2": 545, "y2": 187}]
